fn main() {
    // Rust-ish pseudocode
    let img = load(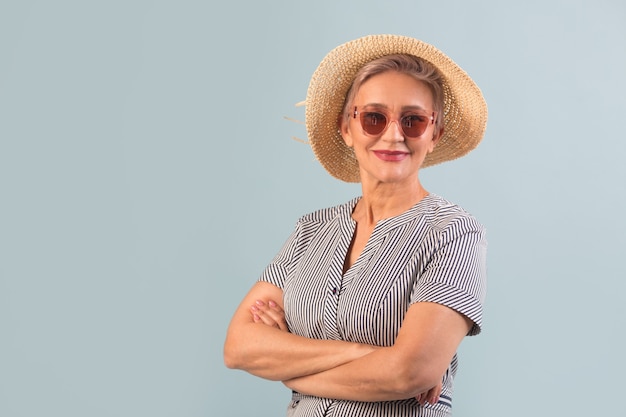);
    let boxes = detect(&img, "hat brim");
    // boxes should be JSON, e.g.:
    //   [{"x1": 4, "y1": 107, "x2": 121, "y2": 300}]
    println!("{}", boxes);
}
[{"x1": 305, "y1": 34, "x2": 488, "y2": 183}]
